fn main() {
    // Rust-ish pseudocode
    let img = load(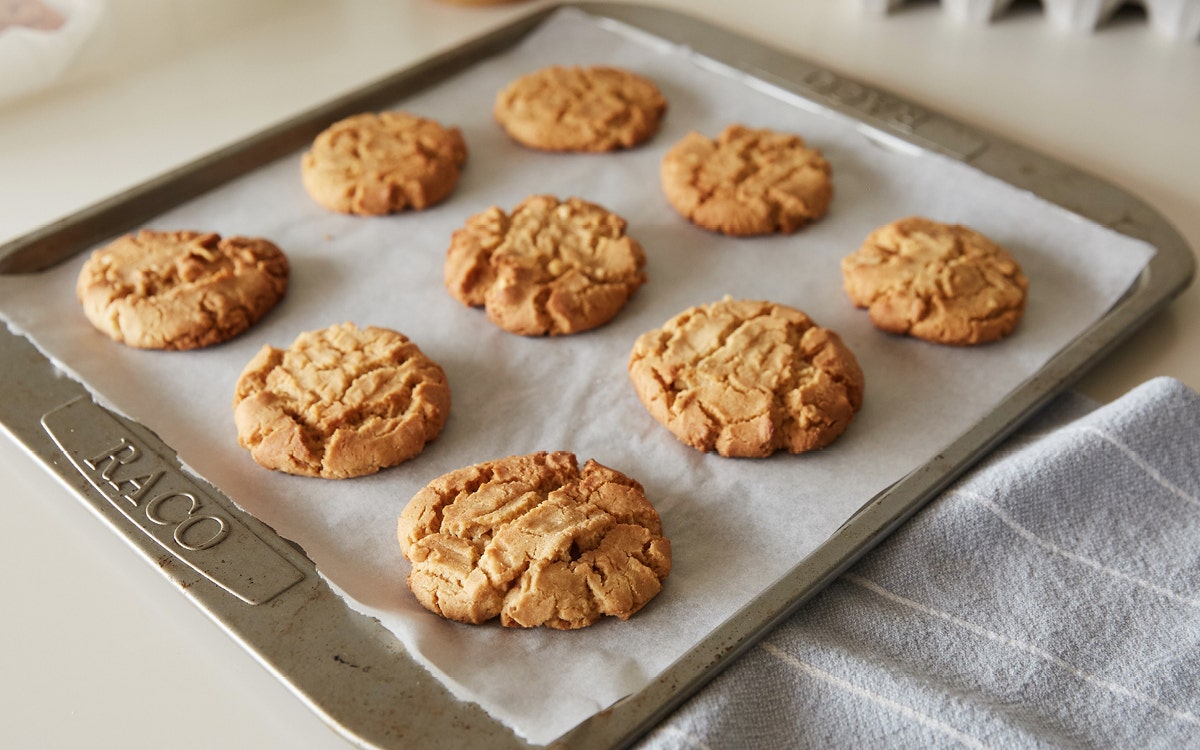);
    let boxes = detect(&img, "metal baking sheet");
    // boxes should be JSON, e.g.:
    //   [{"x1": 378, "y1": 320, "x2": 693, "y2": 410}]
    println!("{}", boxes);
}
[{"x1": 0, "y1": 4, "x2": 1192, "y2": 748}]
